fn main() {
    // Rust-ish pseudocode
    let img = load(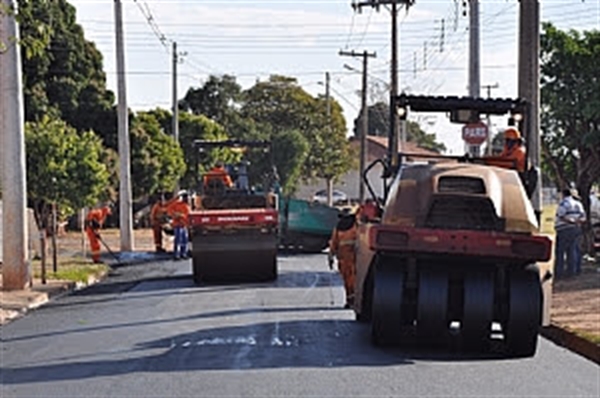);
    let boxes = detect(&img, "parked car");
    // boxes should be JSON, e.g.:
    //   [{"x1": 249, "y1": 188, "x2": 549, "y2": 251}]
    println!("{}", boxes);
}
[{"x1": 312, "y1": 189, "x2": 348, "y2": 205}]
